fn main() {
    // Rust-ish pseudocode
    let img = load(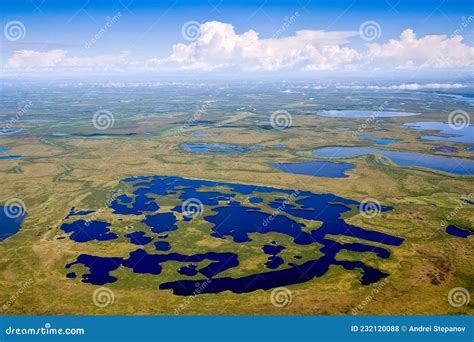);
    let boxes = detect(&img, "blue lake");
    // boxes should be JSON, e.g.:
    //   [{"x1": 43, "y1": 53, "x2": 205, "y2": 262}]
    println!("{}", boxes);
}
[
  {"x1": 318, "y1": 110, "x2": 421, "y2": 118},
  {"x1": 125, "y1": 231, "x2": 154, "y2": 245},
  {"x1": 271, "y1": 160, "x2": 355, "y2": 178},
  {"x1": 60, "y1": 220, "x2": 118, "y2": 242},
  {"x1": 0, "y1": 206, "x2": 27, "y2": 241},
  {"x1": 181, "y1": 143, "x2": 246, "y2": 154},
  {"x1": 313, "y1": 147, "x2": 474, "y2": 175},
  {"x1": 445, "y1": 225, "x2": 472, "y2": 238},
  {"x1": 181, "y1": 143, "x2": 267, "y2": 154},
  {"x1": 191, "y1": 133, "x2": 217, "y2": 137},
  {"x1": 63, "y1": 175, "x2": 404, "y2": 295},
  {"x1": 404, "y1": 122, "x2": 474, "y2": 144},
  {"x1": 0, "y1": 147, "x2": 24, "y2": 160},
  {"x1": 356, "y1": 135, "x2": 399, "y2": 145},
  {"x1": 154, "y1": 241, "x2": 171, "y2": 251}
]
